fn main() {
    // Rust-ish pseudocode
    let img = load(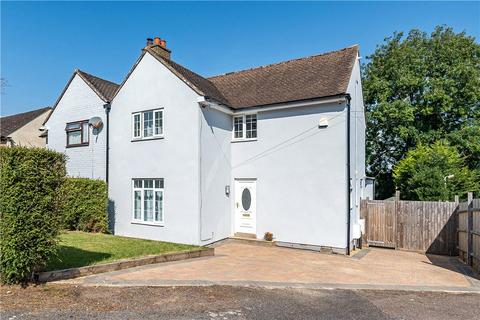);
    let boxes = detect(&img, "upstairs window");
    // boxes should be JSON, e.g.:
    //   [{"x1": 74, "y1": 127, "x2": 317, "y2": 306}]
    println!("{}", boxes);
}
[
  {"x1": 232, "y1": 114, "x2": 257, "y2": 141},
  {"x1": 66, "y1": 120, "x2": 89, "y2": 147},
  {"x1": 133, "y1": 109, "x2": 164, "y2": 140}
]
